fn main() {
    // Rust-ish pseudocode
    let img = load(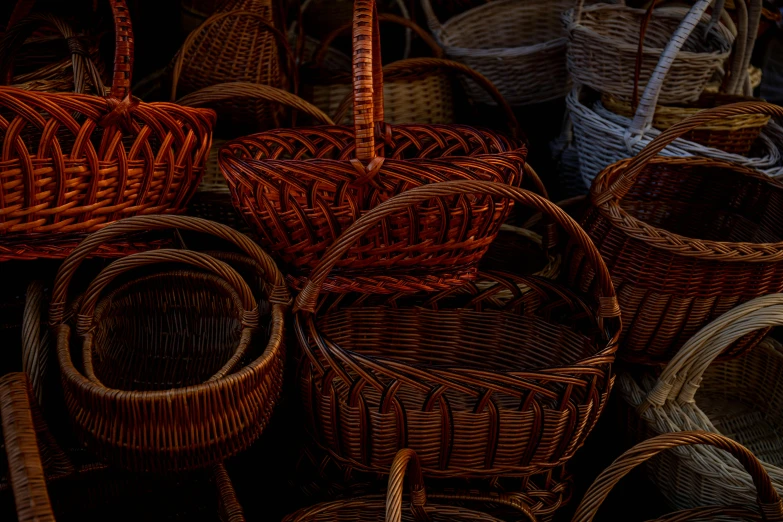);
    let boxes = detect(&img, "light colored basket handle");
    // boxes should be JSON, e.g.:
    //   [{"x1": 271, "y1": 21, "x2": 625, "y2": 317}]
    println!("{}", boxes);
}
[
  {"x1": 595, "y1": 101, "x2": 783, "y2": 204},
  {"x1": 294, "y1": 180, "x2": 620, "y2": 331},
  {"x1": 737, "y1": 0, "x2": 763, "y2": 94},
  {"x1": 627, "y1": 0, "x2": 718, "y2": 137},
  {"x1": 353, "y1": 0, "x2": 385, "y2": 163},
  {"x1": 419, "y1": 0, "x2": 445, "y2": 33},
  {"x1": 385, "y1": 449, "x2": 432, "y2": 522},
  {"x1": 641, "y1": 294, "x2": 783, "y2": 409},
  {"x1": 571, "y1": 431, "x2": 783, "y2": 521},
  {"x1": 50, "y1": 215, "x2": 290, "y2": 327},
  {"x1": 176, "y1": 81, "x2": 334, "y2": 125}
]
